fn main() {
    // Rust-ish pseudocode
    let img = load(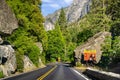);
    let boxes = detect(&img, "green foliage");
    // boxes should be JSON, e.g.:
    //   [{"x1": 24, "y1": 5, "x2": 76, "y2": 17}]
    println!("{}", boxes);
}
[
  {"x1": 26, "y1": 45, "x2": 40, "y2": 66},
  {"x1": 0, "y1": 71, "x2": 4, "y2": 78},
  {"x1": 110, "y1": 20, "x2": 120, "y2": 37},
  {"x1": 8, "y1": 28, "x2": 40, "y2": 67},
  {"x1": 16, "y1": 51, "x2": 24, "y2": 72},
  {"x1": 112, "y1": 37, "x2": 120, "y2": 63},
  {"x1": 76, "y1": 62, "x2": 83, "y2": 67},
  {"x1": 106, "y1": 0, "x2": 120, "y2": 21},
  {"x1": 98, "y1": 0, "x2": 120, "y2": 68},
  {"x1": 46, "y1": 22, "x2": 65, "y2": 62},
  {"x1": 99, "y1": 36, "x2": 112, "y2": 67},
  {"x1": 65, "y1": 42, "x2": 76, "y2": 62},
  {"x1": 6, "y1": 0, "x2": 47, "y2": 70},
  {"x1": 77, "y1": 29, "x2": 94, "y2": 45},
  {"x1": 58, "y1": 8, "x2": 67, "y2": 31}
]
